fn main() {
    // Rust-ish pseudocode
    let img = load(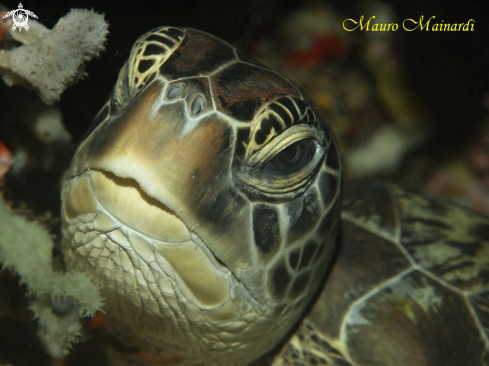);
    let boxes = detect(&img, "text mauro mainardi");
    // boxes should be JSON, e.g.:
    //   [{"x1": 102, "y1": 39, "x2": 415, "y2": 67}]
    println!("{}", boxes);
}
[{"x1": 343, "y1": 15, "x2": 475, "y2": 32}]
